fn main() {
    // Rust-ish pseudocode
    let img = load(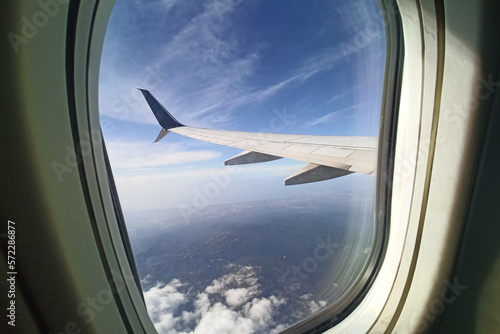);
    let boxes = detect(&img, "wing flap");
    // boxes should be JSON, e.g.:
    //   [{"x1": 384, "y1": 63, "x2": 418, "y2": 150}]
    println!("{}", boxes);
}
[
  {"x1": 224, "y1": 151, "x2": 282, "y2": 165},
  {"x1": 171, "y1": 126, "x2": 377, "y2": 174},
  {"x1": 284, "y1": 163, "x2": 353, "y2": 186}
]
